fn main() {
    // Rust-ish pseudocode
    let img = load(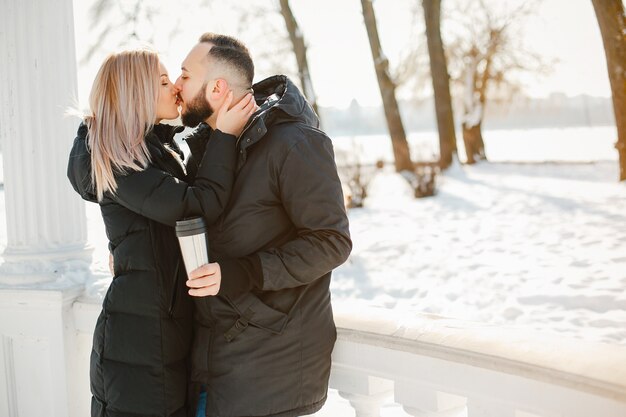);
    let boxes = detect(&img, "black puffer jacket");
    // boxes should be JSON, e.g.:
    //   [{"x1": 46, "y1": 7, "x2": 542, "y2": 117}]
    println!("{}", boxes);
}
[
  {"x1": 67, "y1": 123, "x2": 237, "y2": 417},
  {"x1": 186, "y1": 76, "x2": 352, "y2": 417}
]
